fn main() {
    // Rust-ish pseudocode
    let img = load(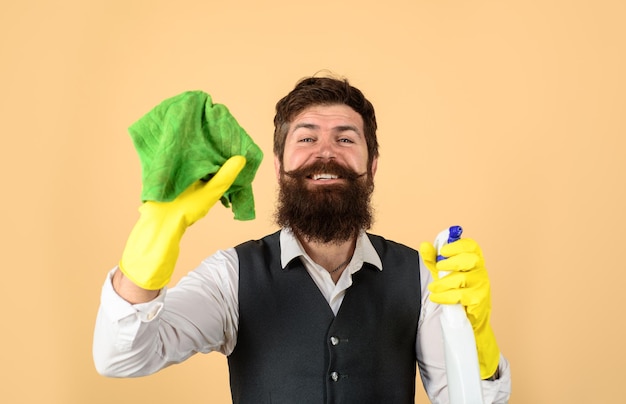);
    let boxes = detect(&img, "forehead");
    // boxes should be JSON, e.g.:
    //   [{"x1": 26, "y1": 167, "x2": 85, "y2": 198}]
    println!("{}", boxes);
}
[{"x1": 290, "y1": 104, "x2": 364, "y2": 129}]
